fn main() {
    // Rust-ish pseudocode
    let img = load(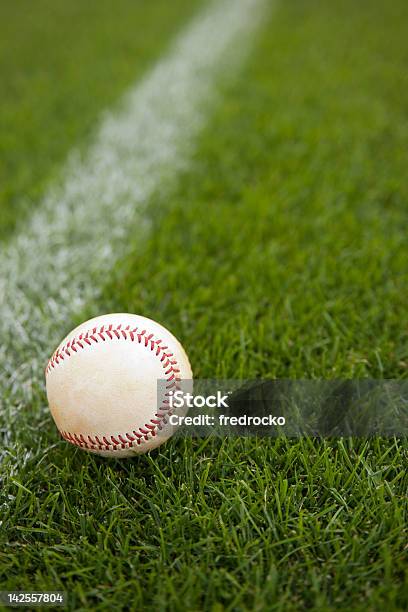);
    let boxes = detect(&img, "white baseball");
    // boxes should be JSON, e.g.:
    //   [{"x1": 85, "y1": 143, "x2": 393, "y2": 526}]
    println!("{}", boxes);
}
[{"x1": 45, "y1": 313, "x2": 192, "y2": 457}]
